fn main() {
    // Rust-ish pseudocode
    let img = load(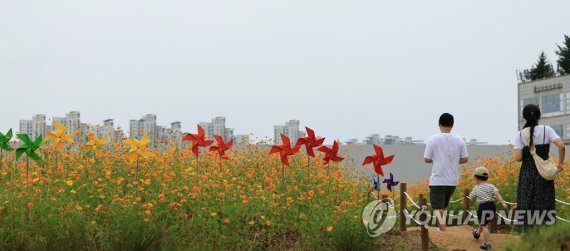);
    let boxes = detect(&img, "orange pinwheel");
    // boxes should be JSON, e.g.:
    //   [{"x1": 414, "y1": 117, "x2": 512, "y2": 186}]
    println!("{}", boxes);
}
[
  {"x1": 362, "y1": 144, "x2": 394, "y2": 176},
  {"x1": 183, "y1": 125, "x2": 214, "y2": 156},
  {"x1": 295, "y1": 127, "x2": 325, "y2": 157},
  {"x1": 317, "y1": 140, "x2": 344, "y2": 164},
  {"x1": 209, "y1": 135, "x2": 233, "y2": 159},
  {"x1": 269, "y1": 134, "x2": 300, "y2": 166}
]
